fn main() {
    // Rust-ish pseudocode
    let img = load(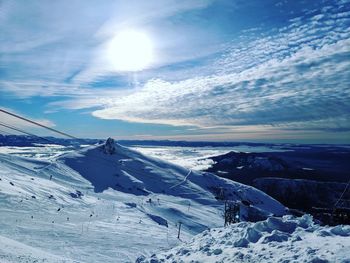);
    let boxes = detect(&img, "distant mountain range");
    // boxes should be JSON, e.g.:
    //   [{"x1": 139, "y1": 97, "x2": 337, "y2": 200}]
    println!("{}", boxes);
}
[
  {"x1": 206, "y1": 149, "x2": 350, "y2": 184},
  {"x1": 0, "y1": 134, "x2": 282, "y2": 150},
  {"x1": 0, "y1": 134, "x2": 98, "y2": 146},
  {"x1": 205, "y1": 149, "x2": 350, "y2": 220}
]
